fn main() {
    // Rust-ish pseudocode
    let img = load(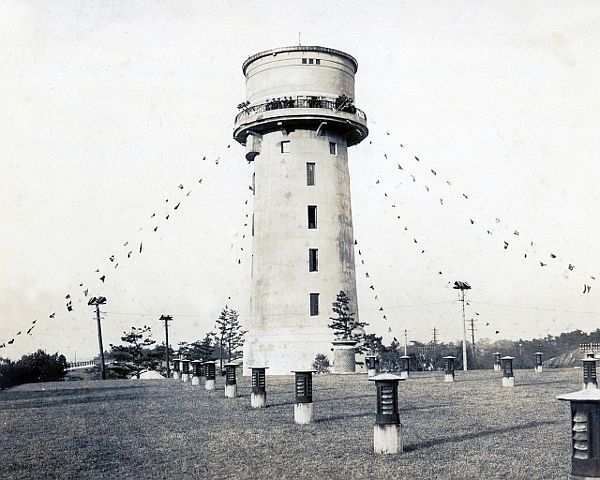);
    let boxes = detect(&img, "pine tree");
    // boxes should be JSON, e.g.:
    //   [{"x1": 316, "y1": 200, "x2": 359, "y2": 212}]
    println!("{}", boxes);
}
[
  {"x1": 328, "y1": 291, "x2": 368, "y2": 344},
  {"x1": 110, "y1": 325, "x2": 158, "y2": 379},
  {"x1": 215, "y1": 305, "x2": 247, "y2": 373},
  {"x1": 188, "y1": 332, "x2": 216, "y2": 361}
]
